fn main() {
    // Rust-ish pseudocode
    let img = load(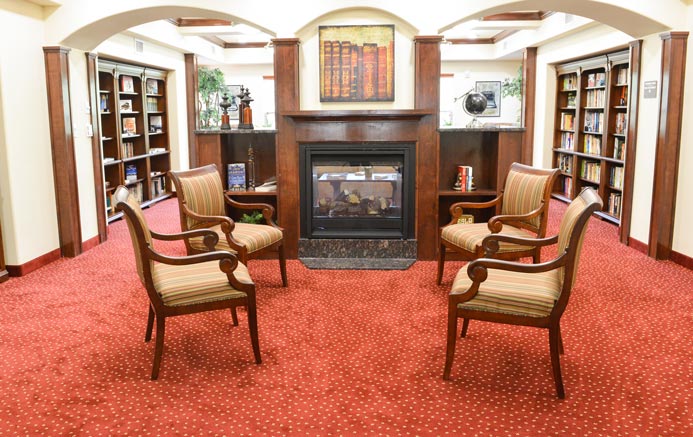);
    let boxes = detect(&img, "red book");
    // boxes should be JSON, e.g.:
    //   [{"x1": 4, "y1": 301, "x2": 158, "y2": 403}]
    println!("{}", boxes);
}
[
  {"x1": 377, "y1": 46, "x2": 387, "y2": 99},
  {"x1": 340, "y1": 41, "x2": 352, "y2": 99},
  {"x1": 331, "y1": 41, "x2": 341, "y2": 98},
  {"x1": 350, "y1": 45, "x2": 359, "y2": 99},
  {"x1": 322, "y1": 40, "x2": 332, "y2": 99},
  {"x1": 362, "y1": 43, "x2": 377, "y2": 100},
  {"x1": 386, "y1": 40, "x2": 394, "y2": 99}
]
